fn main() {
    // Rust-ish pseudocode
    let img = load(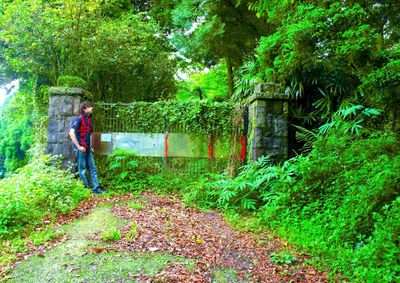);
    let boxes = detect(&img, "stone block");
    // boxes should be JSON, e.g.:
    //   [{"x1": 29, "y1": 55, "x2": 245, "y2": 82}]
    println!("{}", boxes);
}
[
  {"x1": 47, "y1": 133, "x2": 61, "y2": 143},
  {"x1": 266, "y1": 101, "x2": 283, "y2": 114},
  {"x1": 59, "y1": 96, "x2": 74, "y2": 115},
  {"x1": 51, "y1": 143, "x2": 71, "y2": 159},
  {"x1": 73, "y1": 97, "x2": 81, "y2": 115},
  {"x1": 254, "y1": 83, "x2": 282, "y2": 95},
  {"x1": 48, "y1": 107, "x2": 60, "y2": 118},
  {"x1": 49, "y1": 96, "x2": 60, "y2": 108},
  {"x1": 255, "y1": 109, "x2": 267, "y2": 128},
  {"x1": 45, "y1": 143, "x2": 54, "y2": 155},
  {"x1": 255, "y1": 100, "x2": 267, "y2": 108},
  {"x1": 66, "y1": 116, "x2": 76, "y2": 129},
  {"x1": 273, "y1": 116, "x2": 288, "y2": 137},
  {"x1": 250, "y1": 147, "x2": 265, "y2": 161},
  {"x1": 48, "y1": 120, "x2": 58, "y2": 133},
  {"x1": 48, "y1": 119, "x2": 65, "y2": 133},
  {"x1": 59, "y1": 142, "x2": 73, "y2": 158},
  {"x1": 253, "y1": 128, "x2": 264, "y2": 148},
  {"x1": 249, "y1": 83, "x2": 288, "y2": 103},
  {"x1": 48, "y1": 87, "x2": 84, "y2": 97},
  {"x1": 266, "y1": 114, "x2": 274, "y2": 129},
  {"x1": 51, "y1": 143, "x2": 61, "y2": 156},
  {"x1": 263, "y1": 137, "x2": 281, "y2": 150}
]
